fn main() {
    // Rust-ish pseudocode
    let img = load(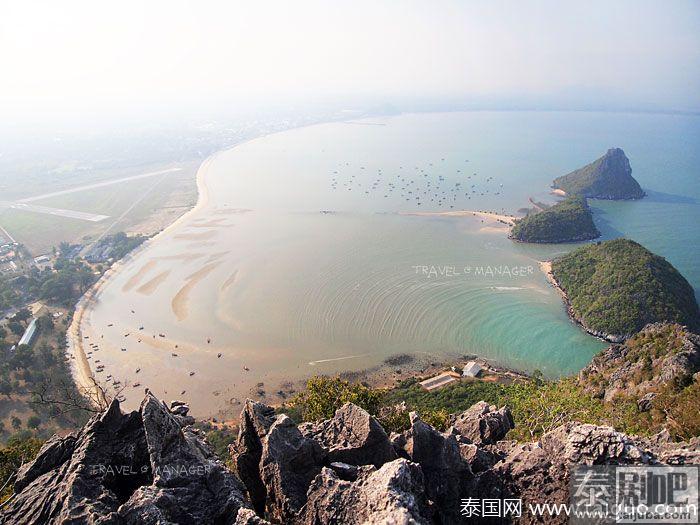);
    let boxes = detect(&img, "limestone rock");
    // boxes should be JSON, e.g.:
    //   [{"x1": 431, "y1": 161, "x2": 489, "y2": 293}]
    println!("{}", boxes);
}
[
  {"x1": 401, "y1": 412, "x2": 473, "y2": 523},
  {"x1": 229, "y1": 399, "x2": 277, "y2": 515},
  {"x1": 260, "y1": 414, "x2": 326, "y2": 522},
  {"x1": 2, "y1": 395, "x2": 250, "y2": 525},
  {"x1": 307, "y1": 402, "x2": 397, "y2": 468},
  {"x1": 451, "y1": 401, "x2": 514, "y2": 445},
  {"x1": 301, "y1": 459, "x2": 431, "y2": 525}
]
